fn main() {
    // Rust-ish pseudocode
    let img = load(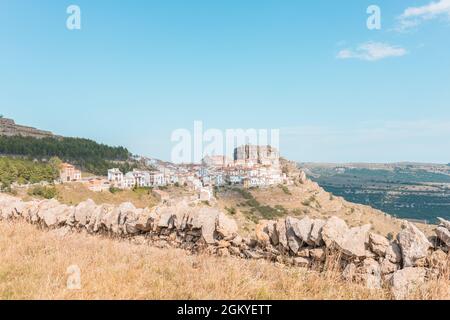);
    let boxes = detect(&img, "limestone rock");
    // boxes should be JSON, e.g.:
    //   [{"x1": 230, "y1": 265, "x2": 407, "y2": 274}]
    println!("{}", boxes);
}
[
  {"x1": 275, "y1": 219, "x2": 288, "y2": 249},
  {"x1": 386, "y1": 242, "x2": 402, "y2": 264},
  {"x1": 297, "y1": 248, "x2": 310, "y2": 258},
  {"x1": 361, "y1": 258, "x2": 382, "y2": 290},
  {"x1": 322, "y1": 216, "x2": 348, "y2": 249},
  {"x1": 293, "y1": 257, "x2": 310, "y2": 267},
  {"x1": 435, "y1": 226, "x2": 450, "y2": 247},
  {"x1": 291, "y1": 216, "x2": 314, "y2": 245},
  {"x1": 190, "y1": 207, "x2": 219, "y2": 244},
  {"x1": 216, "y1": 211, "x2": 238, "y2": 238},
  {"x1": 343, "y1": 259, "x2": 382, "y2": 289},
  {"x1": 427, "y1": 249, "x2": 448, "y2": 271},
  {"x1": 72, "y1": 199, "x2": 97, "y2": 227},
  {"x1": 437, "y1": 217, "x2": 450, "y2": 230},
  {"x1": 39, "y1": 204, "x2": 72, "y2": 228},
  {"x1": 285, "y1": 217, "x2": 303, "y2": 254},
  {"x1": 322, "y1": 217, "x2": 371, "y2": 258},
  {"x1": 390, "y1": 267, "x2": 427, "y2": 300},
  {"x1": 380, "y1": 258, "x2": 399, "y2": 275},
  {"x1": 310, "y1": 219, "x2": 326, "y2": 246},
  {"x1": 398, "y1": 222, "x2": 432, "y2": 268},
  {"x1": 255, "y1": 221, "x2": 271, "y2": 245},
  {"x1": 265, "y1": 221, "x2": 278, "y2": 246},
  {"x1": 310, "y1": 248, "x2": 326, "y2": 262},
  {"x1": 369, "y1": 233, "x2": 390, "y2": 257}
]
